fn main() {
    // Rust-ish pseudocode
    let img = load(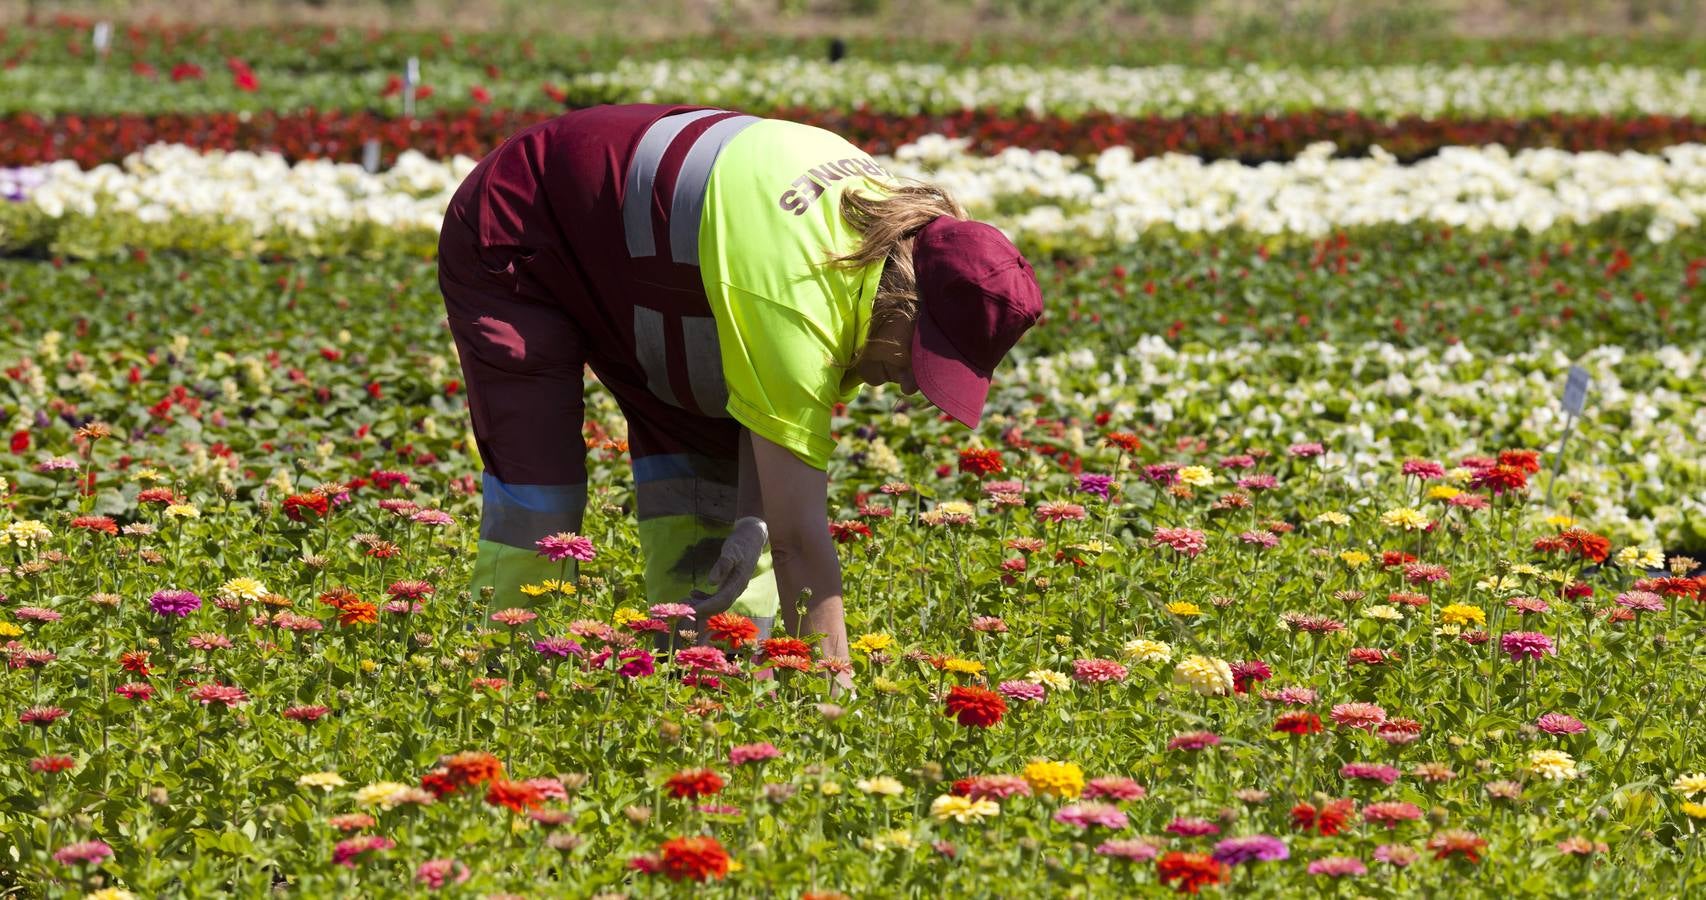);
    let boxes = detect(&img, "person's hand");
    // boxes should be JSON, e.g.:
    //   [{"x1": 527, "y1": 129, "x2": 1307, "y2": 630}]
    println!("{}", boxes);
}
[{"x1": 687, "y1": 516, "x2": 768, "y2": 618}]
